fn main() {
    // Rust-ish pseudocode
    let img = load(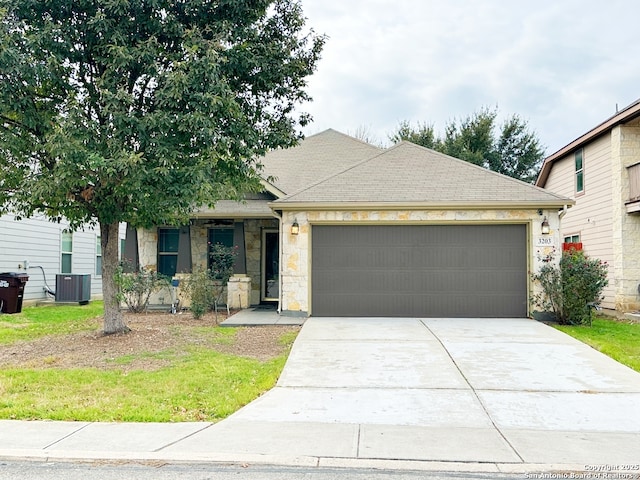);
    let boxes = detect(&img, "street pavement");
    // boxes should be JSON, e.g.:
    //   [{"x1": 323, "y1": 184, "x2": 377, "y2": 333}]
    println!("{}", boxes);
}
[{"x1": 1, "y1": 317, "x2": 639, "y2": 475}]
